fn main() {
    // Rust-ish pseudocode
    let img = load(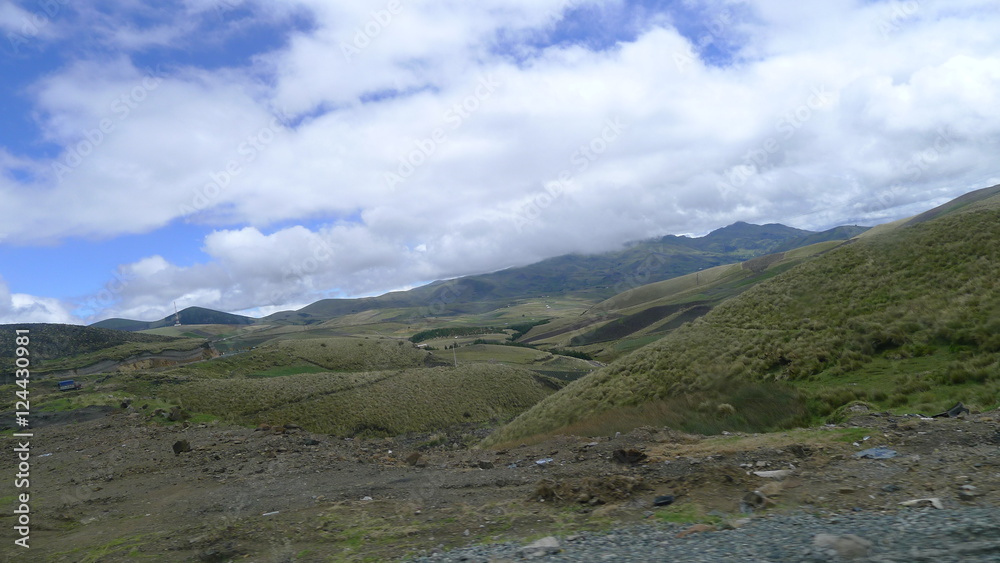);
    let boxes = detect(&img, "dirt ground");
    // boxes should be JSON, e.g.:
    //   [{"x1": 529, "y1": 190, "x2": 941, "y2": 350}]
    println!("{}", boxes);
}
[{"x1": 1, "y1": 405, "x2": 998, "y2": 562}]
